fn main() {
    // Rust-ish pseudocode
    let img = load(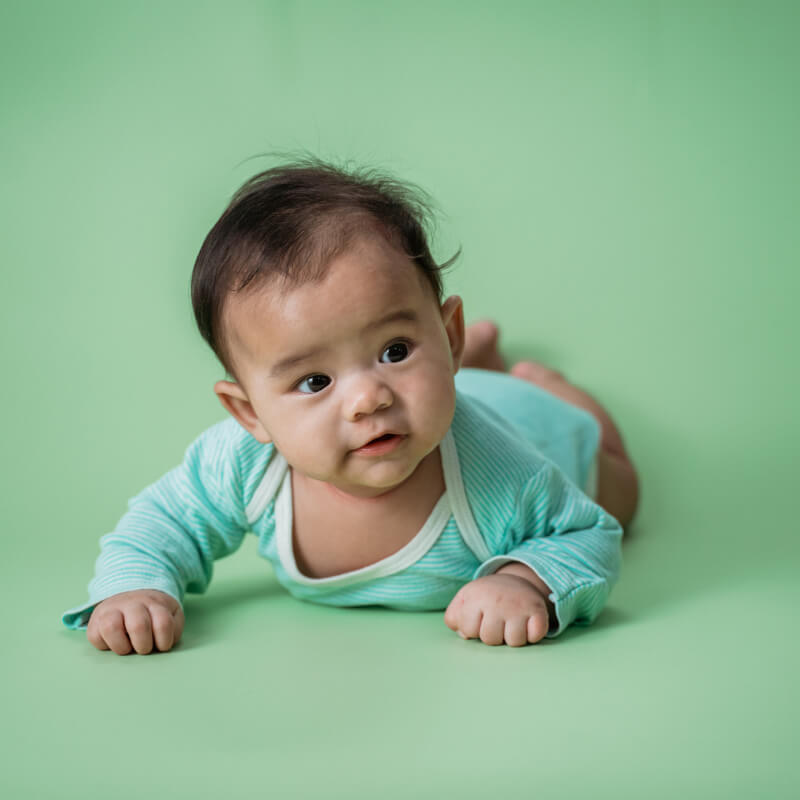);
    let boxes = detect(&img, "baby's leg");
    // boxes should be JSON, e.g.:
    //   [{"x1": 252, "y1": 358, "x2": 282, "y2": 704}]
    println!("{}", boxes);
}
[
  {"x1": 510, "y1": 361, "x2": 640, "y2": 530},
  {"x1": 461, "y1": 320, "x2": 640, "y2": 530}
]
